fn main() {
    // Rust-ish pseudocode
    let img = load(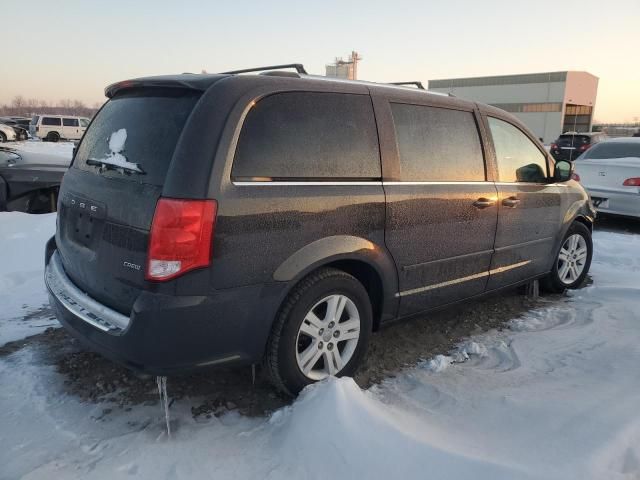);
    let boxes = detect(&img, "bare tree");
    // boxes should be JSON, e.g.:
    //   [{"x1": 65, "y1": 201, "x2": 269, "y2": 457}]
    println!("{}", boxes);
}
[
  {"x1": 11, "y1": 95, "x2": 26, "y2": 109},
  {"x1": 0, "y1": 98, "x2": 99, "y2": 118}
]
